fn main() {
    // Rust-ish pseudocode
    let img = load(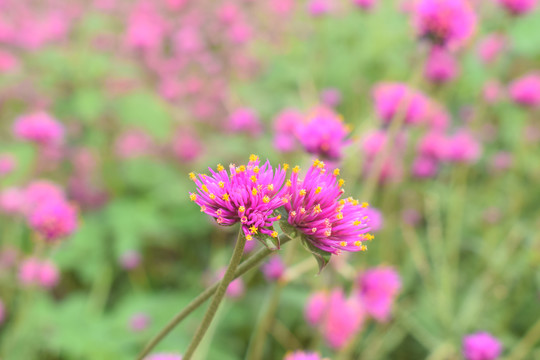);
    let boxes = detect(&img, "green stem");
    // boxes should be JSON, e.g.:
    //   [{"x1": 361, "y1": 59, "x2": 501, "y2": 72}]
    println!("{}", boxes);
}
[
  {"x1": 183, "y1": 231, "x2": 247, "y2": 359},
  {"x1": 137, "y1": 235, "x2": 291, "y2": 360}
]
